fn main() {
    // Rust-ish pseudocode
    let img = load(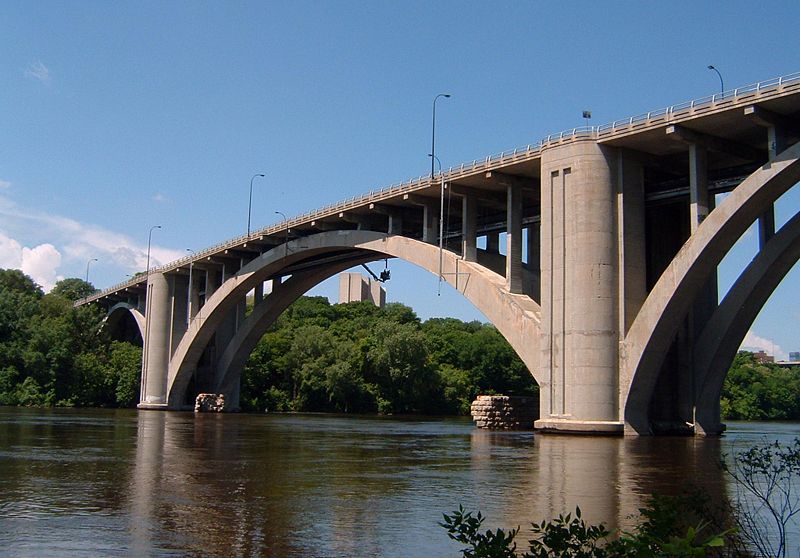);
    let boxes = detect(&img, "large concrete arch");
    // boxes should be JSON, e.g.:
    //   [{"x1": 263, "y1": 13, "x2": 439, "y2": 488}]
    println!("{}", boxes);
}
[
  {"x1": 166, "y1": 230, "x2": 542, "y2": 408},
  {"x1": 622, "y1": 141, "x2": 800, "y2": 435},
  {"x1": 692, "y1": 209, "x2": 800, "y2": 435},
  {"x1": 104, "y1": 302, "x2": 145, "y2": 345}
]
